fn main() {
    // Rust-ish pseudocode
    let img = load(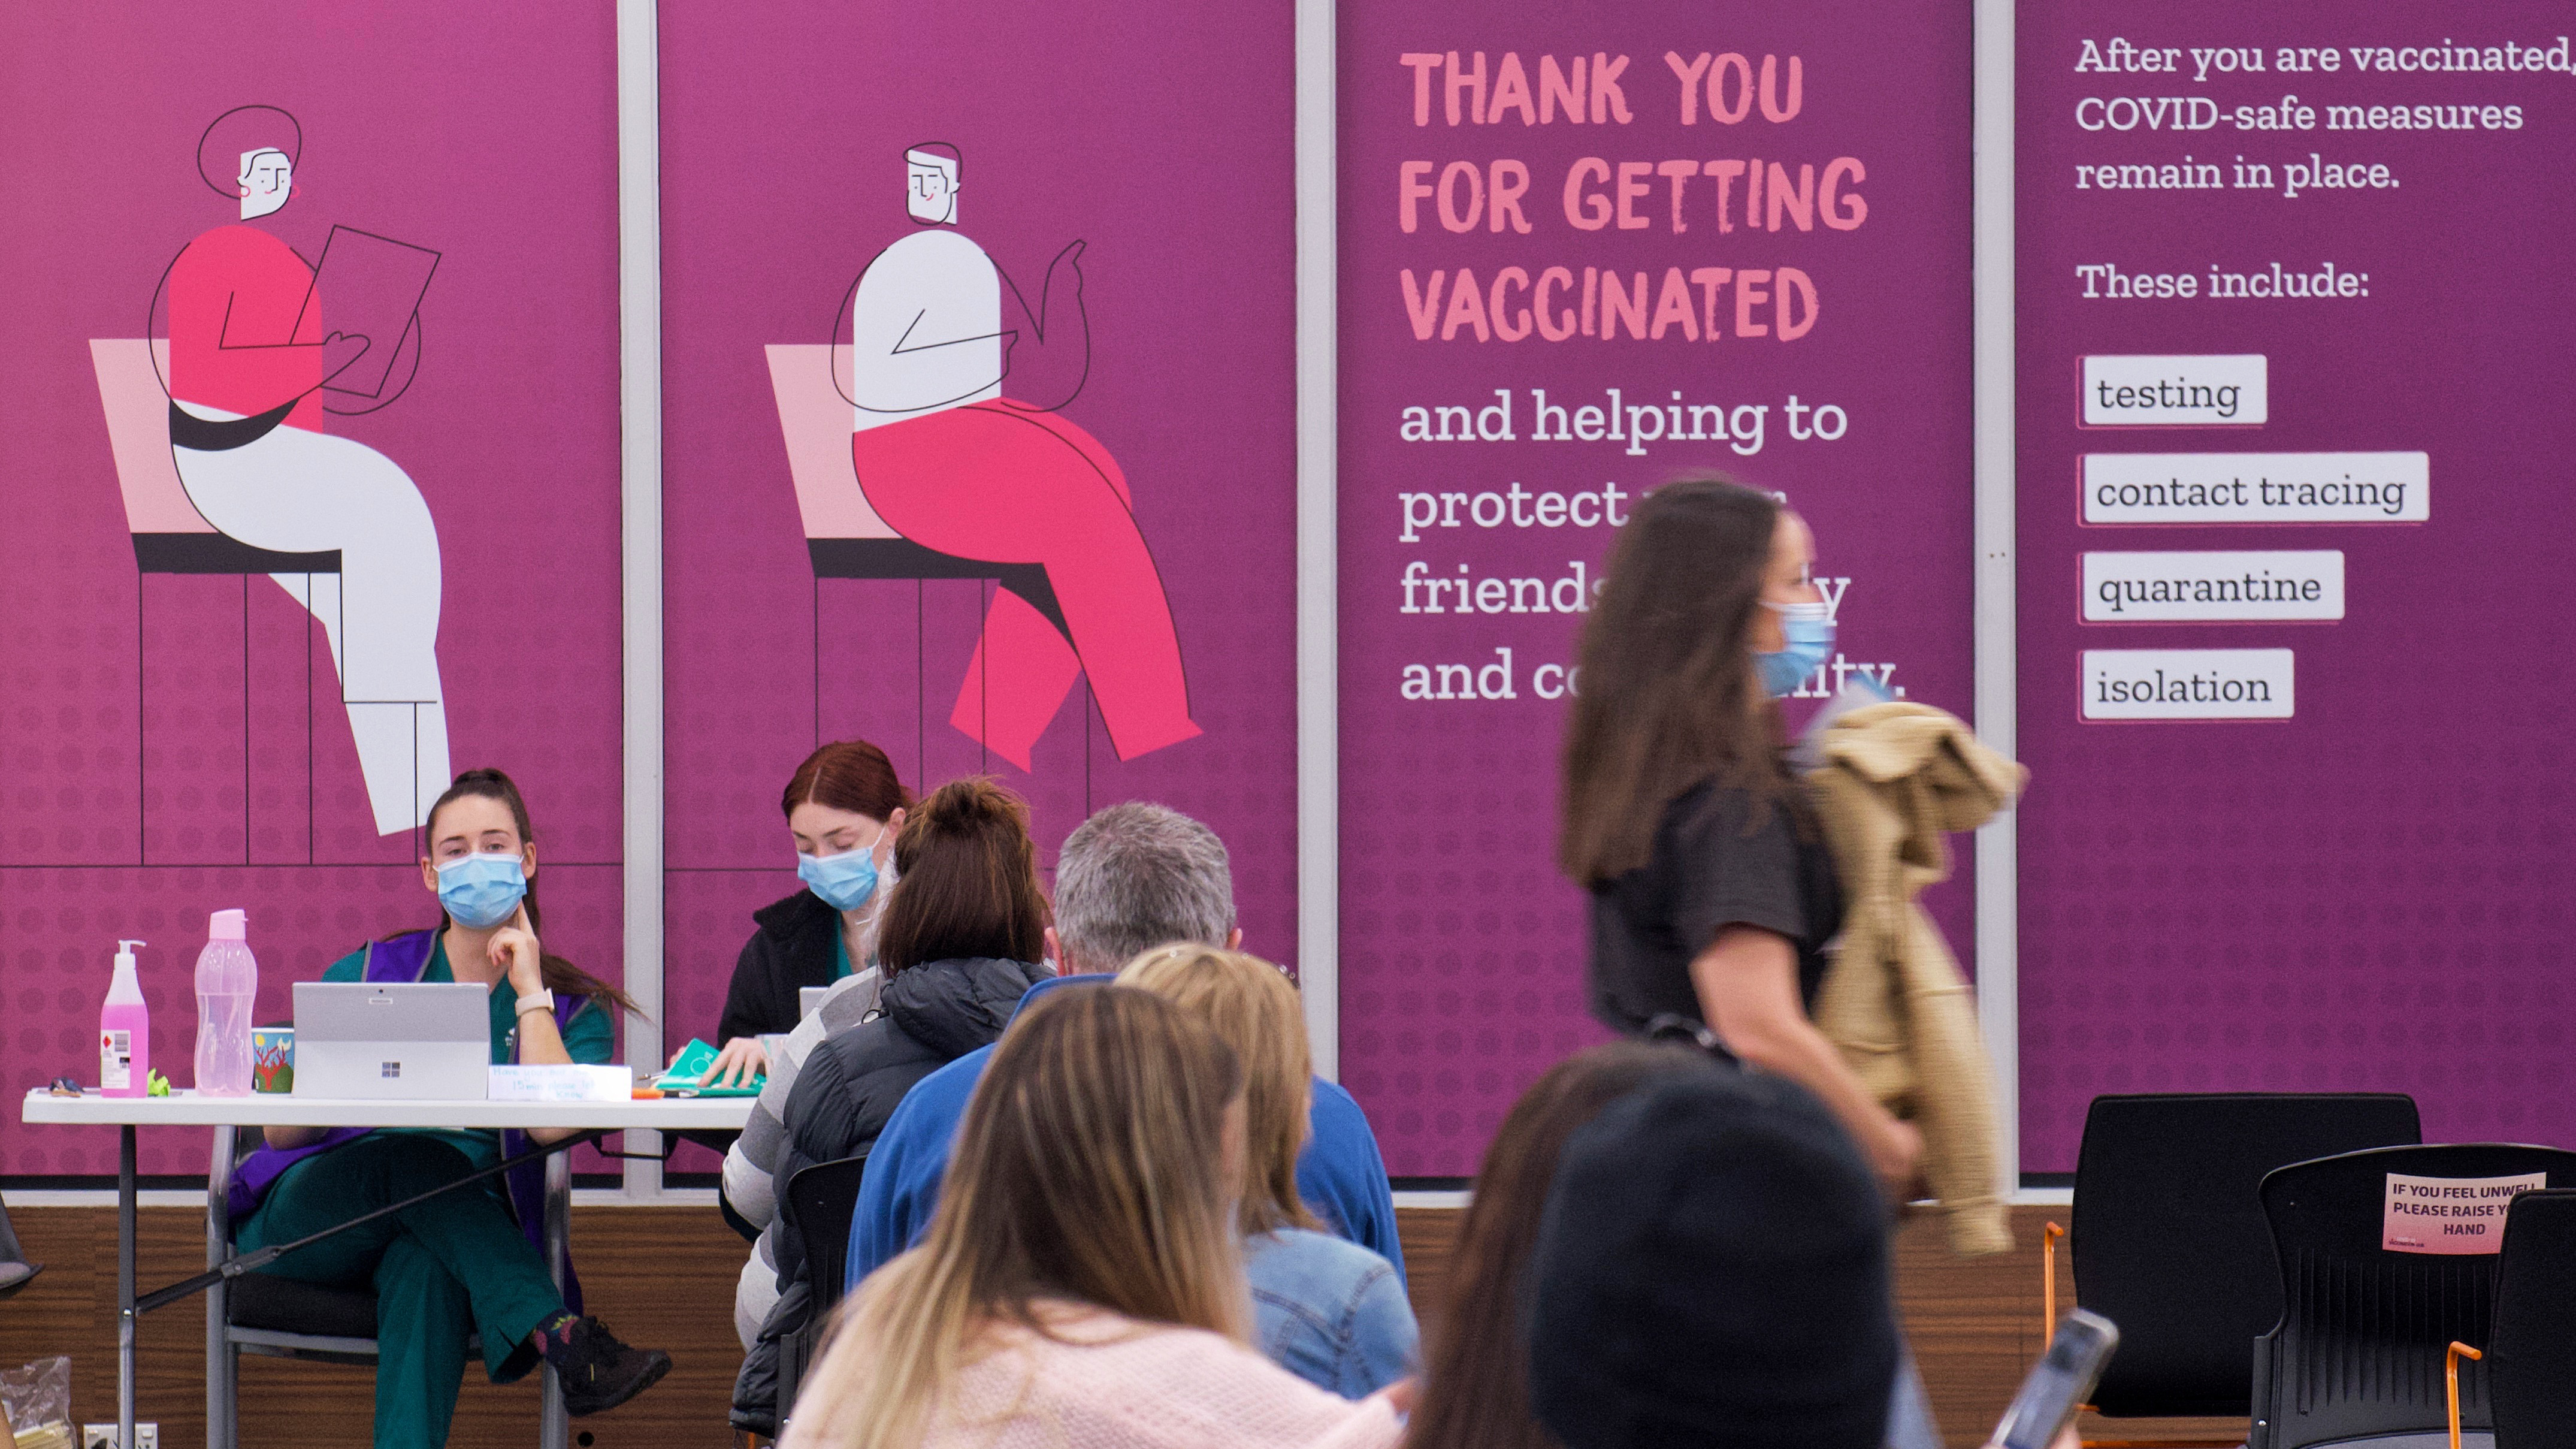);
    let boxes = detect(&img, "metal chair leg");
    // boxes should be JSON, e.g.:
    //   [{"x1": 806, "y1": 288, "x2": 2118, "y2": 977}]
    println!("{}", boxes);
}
[
  {"x1": 208, "y1": 1124, "x2": 238, "y2": 1449},
  {"x1": 2042, "y1": 1219, "x2": 2066, "y2": 1336},
  {"x1": 542, "y1": 1151, "x2": 571, "y2": 1449},
  {"x1": 2446, "y1": 1342, "x2": 2483, "y2": 1449}
]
